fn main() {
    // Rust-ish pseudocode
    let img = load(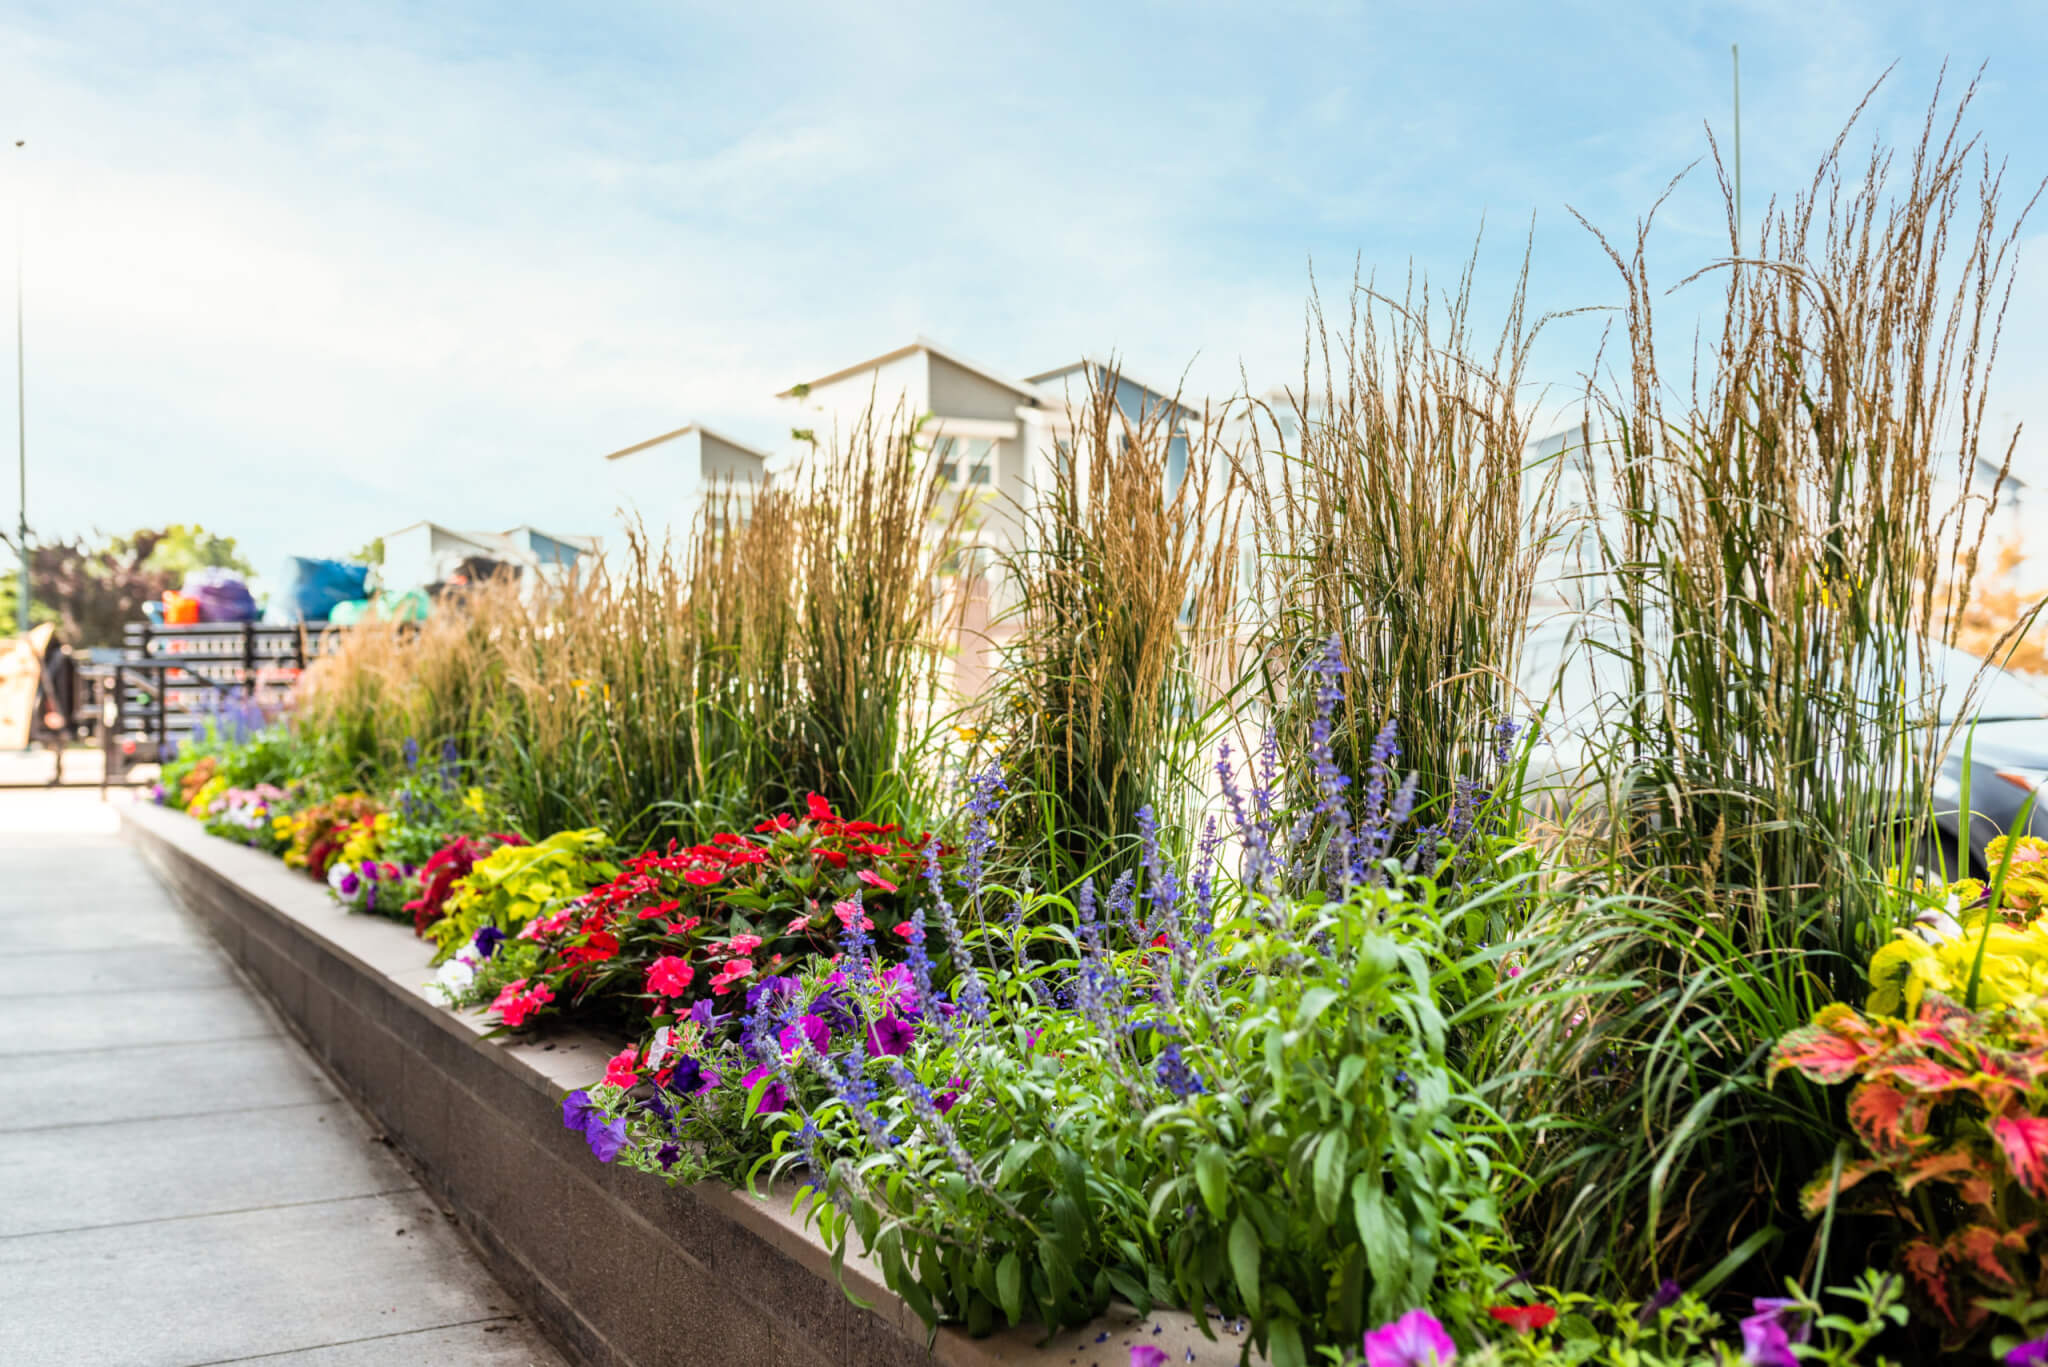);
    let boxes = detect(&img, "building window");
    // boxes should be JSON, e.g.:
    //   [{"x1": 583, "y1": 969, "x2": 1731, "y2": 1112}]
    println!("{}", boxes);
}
[{"x1": 935, "y1": 436, "x2": 995, "y2": 487}]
